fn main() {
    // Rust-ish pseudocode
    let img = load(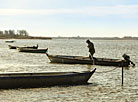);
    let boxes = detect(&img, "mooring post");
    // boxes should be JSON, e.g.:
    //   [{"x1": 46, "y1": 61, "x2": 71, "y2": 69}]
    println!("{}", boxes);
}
[{"x1": 122, "y1": 61, "x2": 124, "y2": 86}]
